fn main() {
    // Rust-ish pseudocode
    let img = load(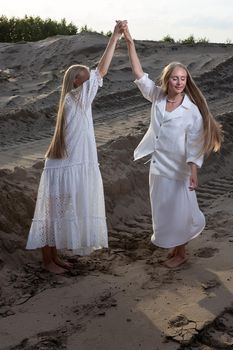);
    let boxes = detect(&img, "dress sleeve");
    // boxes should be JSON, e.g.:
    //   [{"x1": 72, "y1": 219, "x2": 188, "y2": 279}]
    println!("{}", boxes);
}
[
  {"x1": 134, "y1": 73, "x2": 161, "y2": 102},
  {"x1": 186, "y1": 109, "x2": 204, "y2": 168},
  {"x1": 80, "y1": 68, "x2": 103, "y2": 108}
]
